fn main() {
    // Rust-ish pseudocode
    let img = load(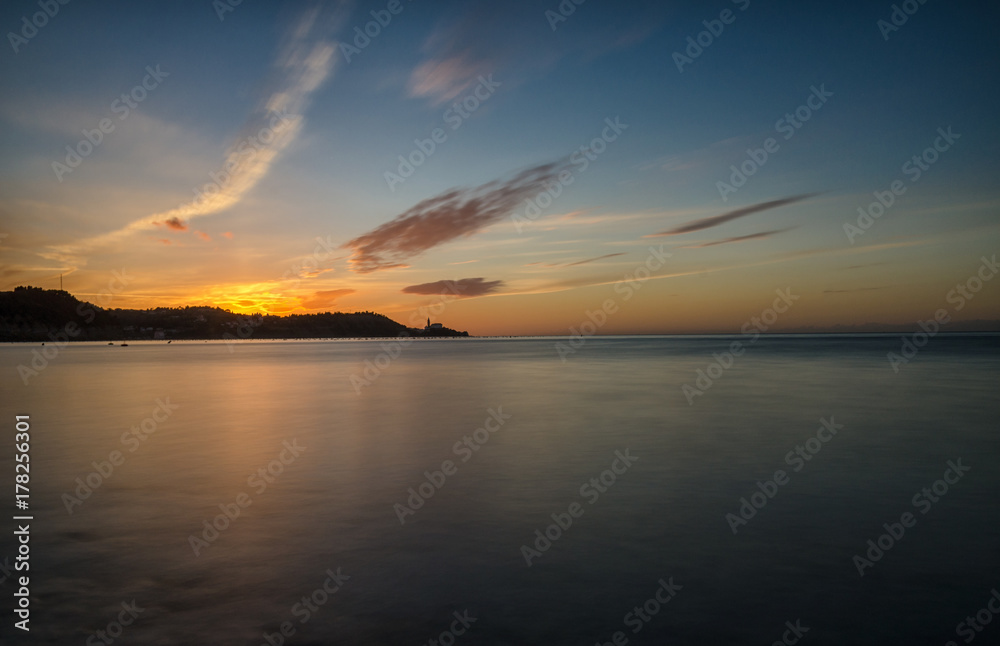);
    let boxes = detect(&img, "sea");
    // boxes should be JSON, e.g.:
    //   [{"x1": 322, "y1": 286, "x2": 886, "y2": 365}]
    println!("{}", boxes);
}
[{"x1": 1, "y1": 335, "x2": 998, "y2": 645}]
